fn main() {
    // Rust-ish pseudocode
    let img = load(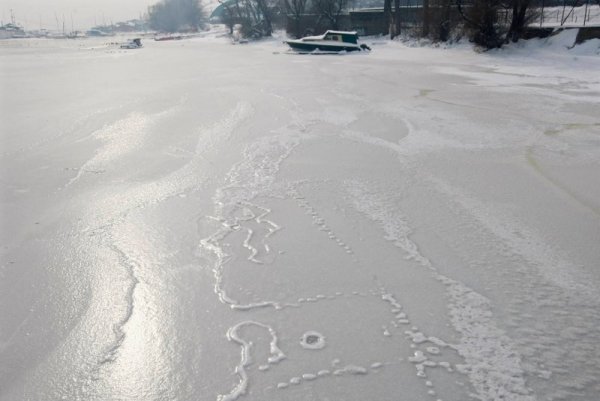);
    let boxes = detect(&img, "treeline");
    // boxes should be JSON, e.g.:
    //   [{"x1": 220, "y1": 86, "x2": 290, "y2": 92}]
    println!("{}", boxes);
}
[
  {"x1": 354, "y1": 0, "x2": 573, "y2": 5},
  {"x1": 456, "y1": 0, "x2": 537, "y2": 48},
  {"x1": 148, "y1": 0, "x2": 205, "y2": 32},
  {"x1": 219, "y1": 0, "x2": 353, "y2": 38},
  {"x1": 219, "y1": 0, "x2": 279, "y2": 37},
  {"x1": 146, "y1": 0, "x2": 349, "y2": 38},
  {"x1": 148, "y1": 0, "x2": 594, "y2": 49},
  {"x1": 221, "y1": 0, "x2": 554, "y2": 48},
  {"x1": 380, "y1": 0, "x2": 561, "y2": 48}
]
